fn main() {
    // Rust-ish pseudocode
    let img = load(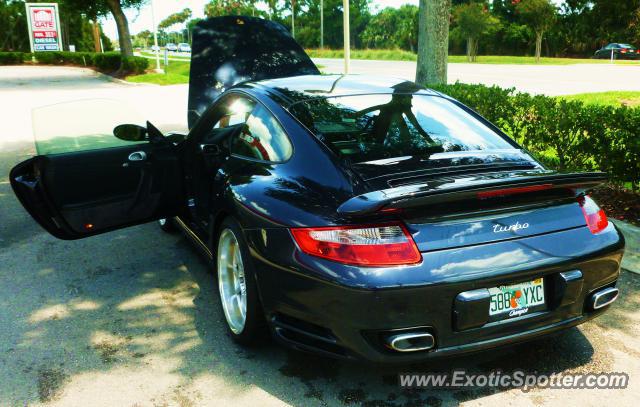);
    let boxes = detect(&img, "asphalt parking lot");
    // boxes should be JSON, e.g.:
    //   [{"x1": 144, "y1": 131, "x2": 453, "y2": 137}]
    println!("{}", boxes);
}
[{"x1": 0, "y1": 66, "x2": 639, "y2": 406}]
